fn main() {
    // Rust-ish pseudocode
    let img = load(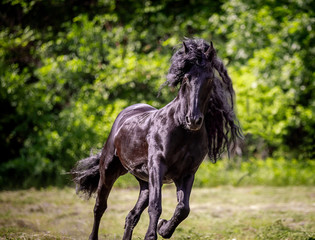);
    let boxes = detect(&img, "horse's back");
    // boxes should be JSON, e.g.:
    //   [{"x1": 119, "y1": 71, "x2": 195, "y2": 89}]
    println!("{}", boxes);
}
[
  {"x1": 108, "y1": 103, "x2": 155, "y2": 133},
  {"x1": 111, "y1": 103, "x2": 157, "y2": 142},
  {"x1": 118, "y1": 103, "x2": 157, "y2": 124}
]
